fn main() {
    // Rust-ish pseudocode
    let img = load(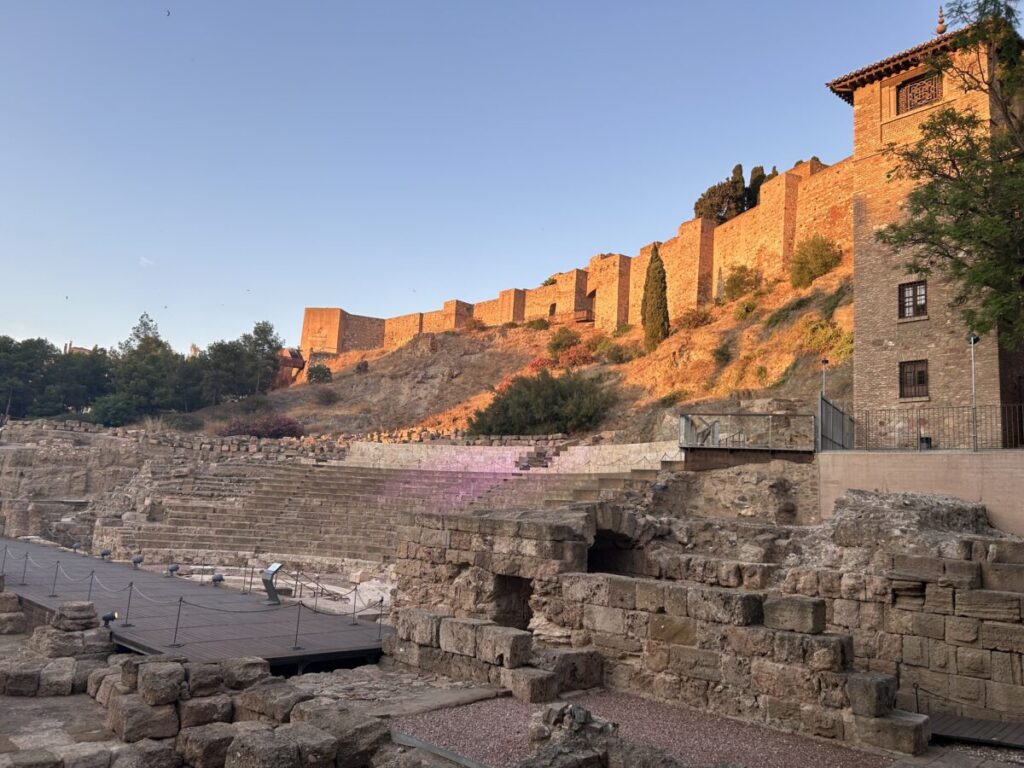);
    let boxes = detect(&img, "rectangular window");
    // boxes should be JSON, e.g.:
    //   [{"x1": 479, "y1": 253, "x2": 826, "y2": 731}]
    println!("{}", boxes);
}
[
  {"x1": 897, "y1": 74, "x2": 943, "y2": 114},
  {"x1": 899, "y1": 360, "x2": 929, "y2": 398},
  {"x1": 898, "y1": 281, "x2": 927, "y2": 319}
]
